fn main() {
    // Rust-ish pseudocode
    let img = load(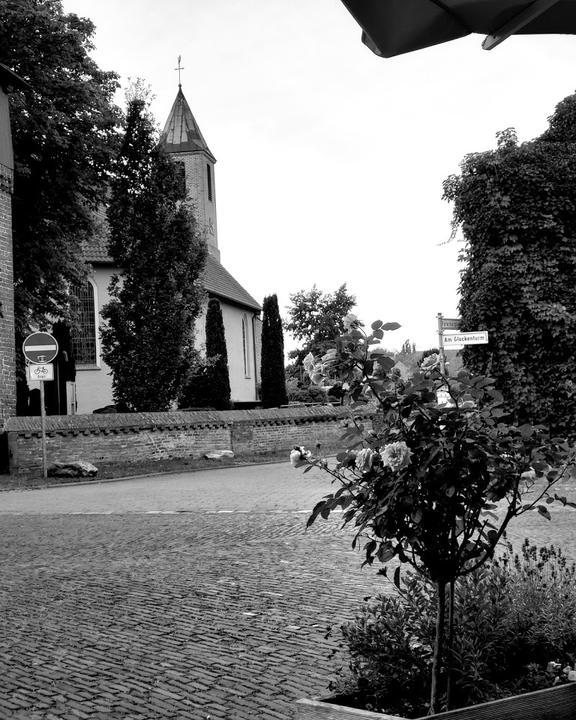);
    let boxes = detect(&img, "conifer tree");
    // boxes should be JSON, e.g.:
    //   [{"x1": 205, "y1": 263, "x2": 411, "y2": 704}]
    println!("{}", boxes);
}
[
  {"x1": 204, "y1": 298, "x2": 231, "y2": 410},
  {"x1": 260, "y1": 294, "x2": 288, "y2": 408},
  {"x1": 101, "y1": 91, "x2": 207, "y2": 412}
]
